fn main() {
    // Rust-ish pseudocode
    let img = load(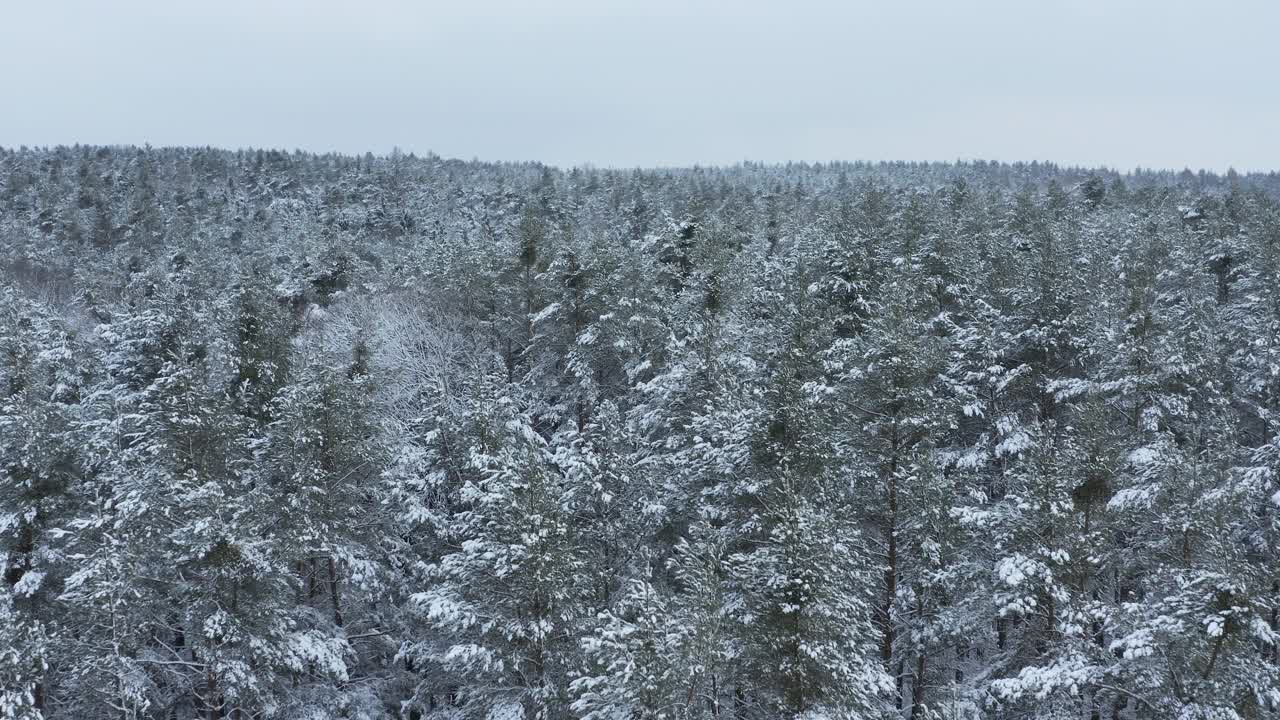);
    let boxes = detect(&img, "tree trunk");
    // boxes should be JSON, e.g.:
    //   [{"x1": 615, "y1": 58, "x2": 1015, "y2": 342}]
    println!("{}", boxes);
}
[
  {"x1": 882, "y1": 421, "x2": 901, "y2": 710},
  {"x1": 206, "y1": 665, "x2": 221, "y2": 720},
  {"x1": 327, "y1": 556, "x2": 343, "y2": 627},
  {"x1": 911, "y1": 652, "x2": 926, "y2": 717},
  {"x1": 1271, "y1": 581, "x2": 1279, "y2": 664}
]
